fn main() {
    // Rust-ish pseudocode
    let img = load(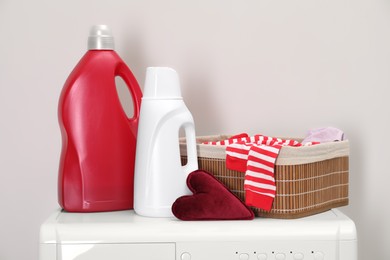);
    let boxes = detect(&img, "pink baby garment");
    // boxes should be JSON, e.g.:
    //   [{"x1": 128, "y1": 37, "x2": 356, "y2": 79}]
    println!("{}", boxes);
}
[{"x1": 302, "y1": 127, "x2": 345, "y2": 144}]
